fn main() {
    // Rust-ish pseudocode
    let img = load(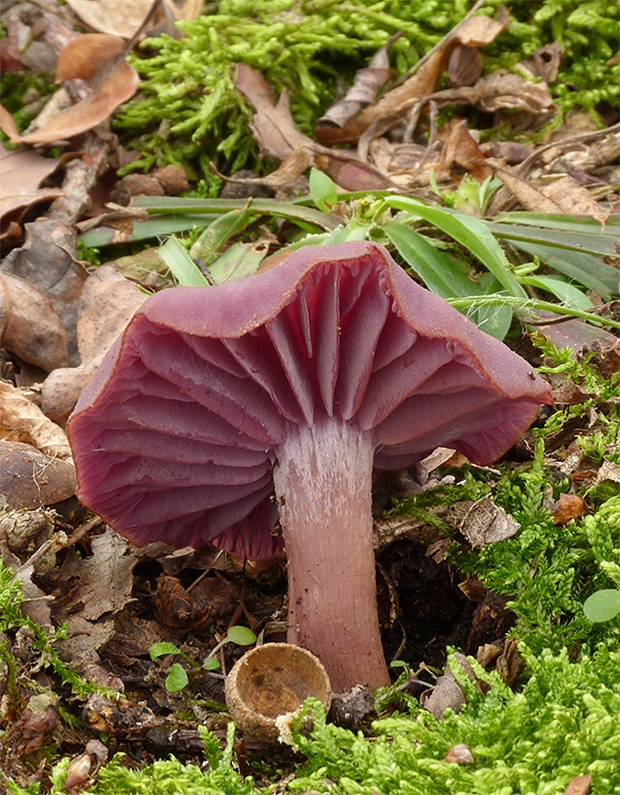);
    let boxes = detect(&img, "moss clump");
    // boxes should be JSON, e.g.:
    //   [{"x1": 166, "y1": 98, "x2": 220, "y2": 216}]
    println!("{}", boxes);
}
[{"x1": 117, "y1": 0, "x2": 618, "y2": 180}]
